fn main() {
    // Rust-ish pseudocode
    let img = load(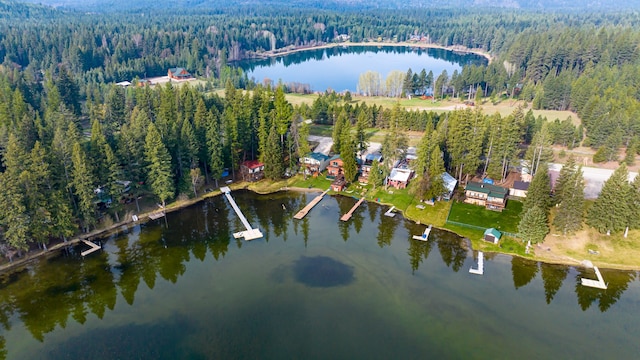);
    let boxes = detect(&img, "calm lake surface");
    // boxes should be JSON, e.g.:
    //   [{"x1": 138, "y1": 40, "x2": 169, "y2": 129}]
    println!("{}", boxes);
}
[
  {"x1": 0, "y1": 190, "x2": 639, "y2": 359},
  {"x1": 237, "y1": 46, "x2": 487, "y2": 92}
]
